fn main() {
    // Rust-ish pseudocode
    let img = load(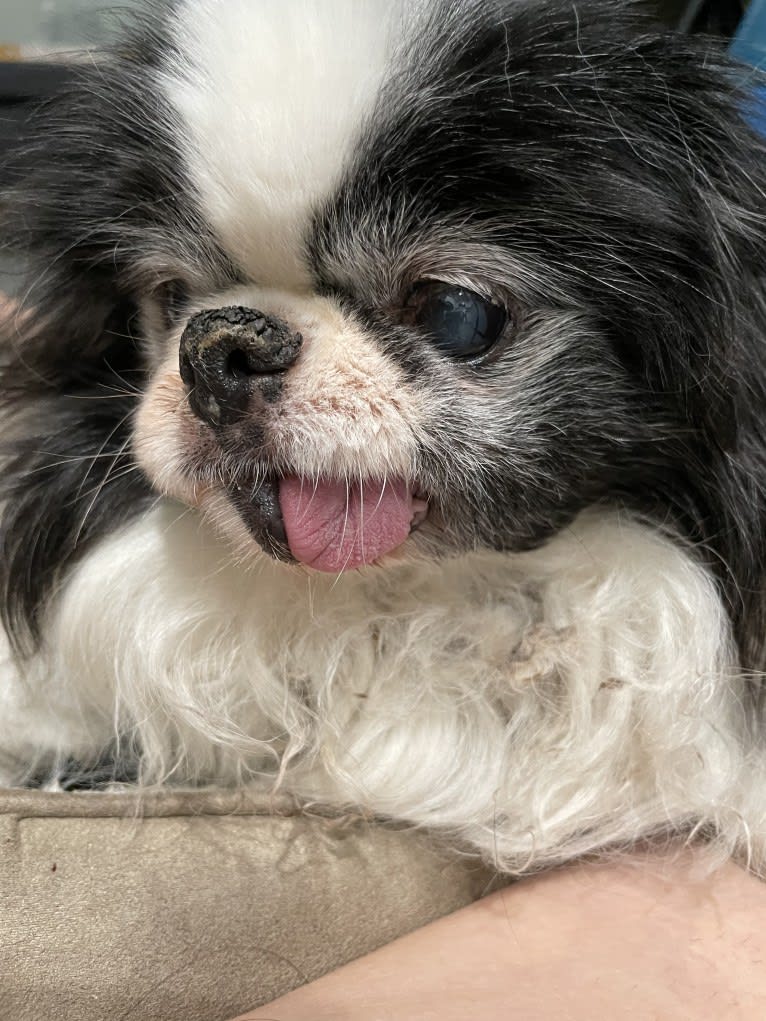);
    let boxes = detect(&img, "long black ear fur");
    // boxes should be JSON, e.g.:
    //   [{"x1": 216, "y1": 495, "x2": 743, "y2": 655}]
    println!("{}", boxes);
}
[{"x1": 0, "y1": 15, "x2": 179, "y2": 653}]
